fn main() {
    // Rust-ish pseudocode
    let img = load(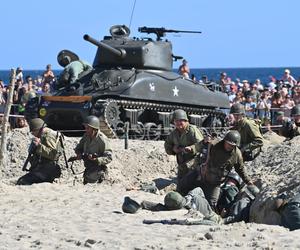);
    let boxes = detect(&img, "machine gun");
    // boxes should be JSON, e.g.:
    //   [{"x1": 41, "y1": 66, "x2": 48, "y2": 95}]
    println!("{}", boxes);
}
[
  {"x1": 22, "y1": 122, "x2": 46, "y2": 171},
  {"x1": 138, "y1": 26, "x2": 201, "y2": 41}
]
